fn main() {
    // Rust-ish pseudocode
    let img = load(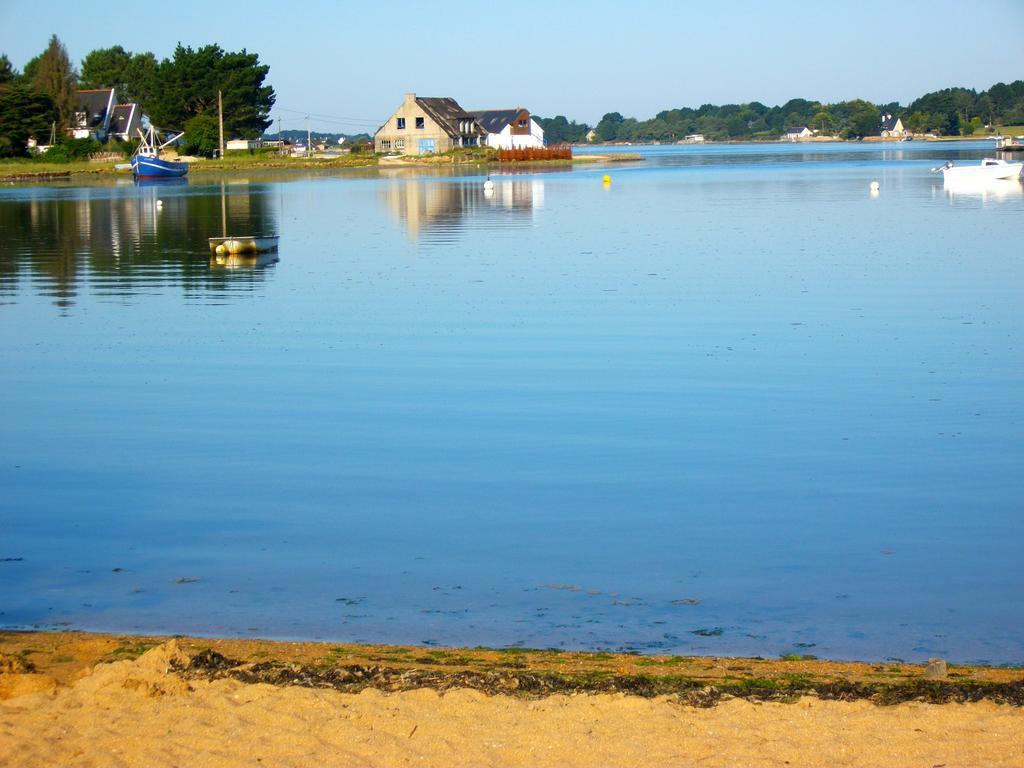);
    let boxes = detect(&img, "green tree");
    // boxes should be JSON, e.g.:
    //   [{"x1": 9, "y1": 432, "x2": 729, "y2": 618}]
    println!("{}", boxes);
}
[
  {"x1": 845, "y1": 100, "x2": 881, "y2": 138},
  {"x1": 30, "y1": 35, "x2": 77, "y2": 131},
  {"x1": 0, "y1": 82, "x2": 55, "y2": 156},
  {"x1": 810, "y1": 110, "x2": 835, "y2": 134},
  {"x1": 21, "y1": 54, "x2": 41, "y2": 83},
  {"x1": 903, "y1": 111, "x2": 927, "y2": 134},
  {"x1": 80, "y1": 47, "x2": 159, "y2": 106},
  {"x1": 536, "y1": 115, "x2": 590, "y2": 144},
  {"x1": 964, "y1": 115, "x2": 982, "y2": 136},
  {"x1": 942, "y1": 111, "x2": 960, "y2": 136},
  {"x1": 0, "y1": 54, "x2": 17, "y2": 84},
  {"x1": 595, "y1": 111, "x2": 624, "y2": 142},
  {"x1": 80, "y1": 46, "x2": 131, "y2": 90},
  {"x1": 149, "y1": 44, "x2": 274, "y2": 137},
  {"x1": 181, "y1": 112, "x2": 220, "y2": 156},
  {"x1": 122, "y1": 52, "x2": 158, "y2": 106}
]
